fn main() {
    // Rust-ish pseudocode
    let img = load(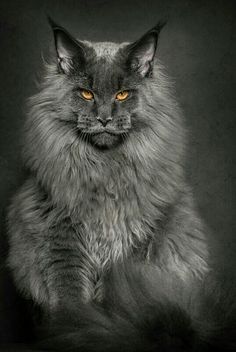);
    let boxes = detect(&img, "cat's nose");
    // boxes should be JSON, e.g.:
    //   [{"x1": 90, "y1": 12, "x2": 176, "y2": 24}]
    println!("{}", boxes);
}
[{"x1": 96, "y1": 116, "x2": 112, "y2": 127}]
